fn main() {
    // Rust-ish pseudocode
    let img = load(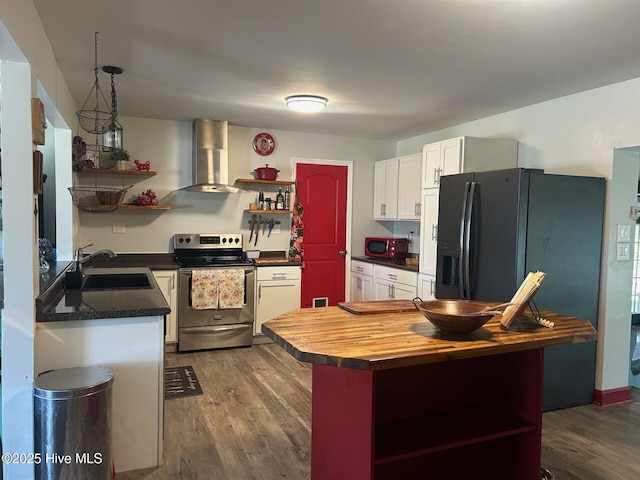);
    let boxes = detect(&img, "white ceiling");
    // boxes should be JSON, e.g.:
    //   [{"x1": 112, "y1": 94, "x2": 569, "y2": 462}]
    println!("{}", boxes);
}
[{"x1": 32, "y1": 0, "x2": 640, "y2": 140}]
